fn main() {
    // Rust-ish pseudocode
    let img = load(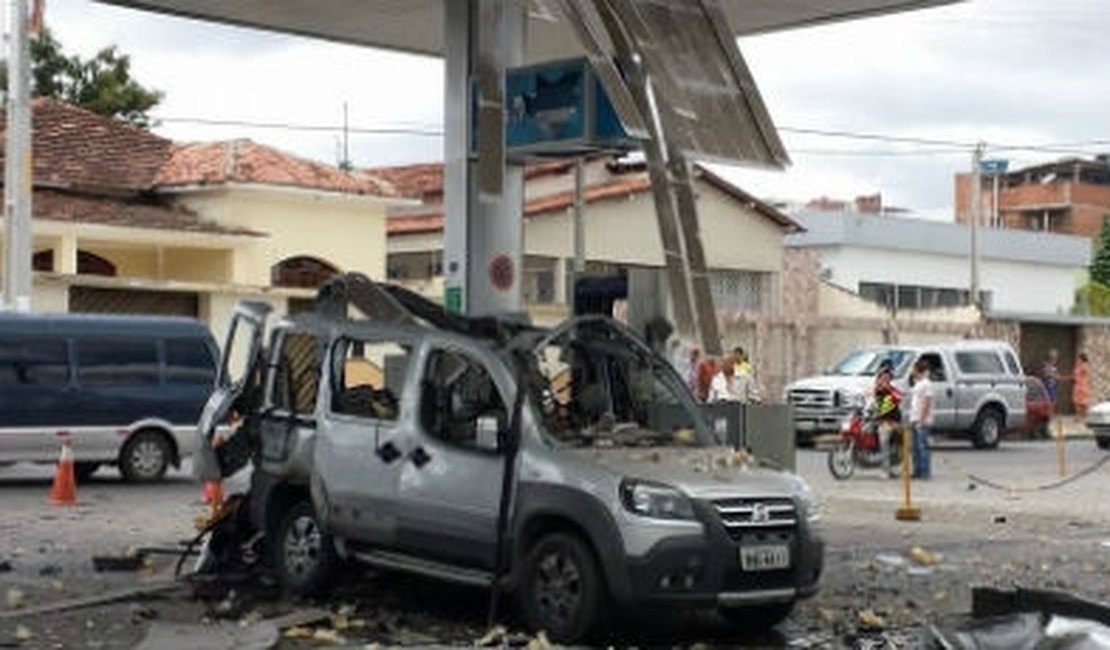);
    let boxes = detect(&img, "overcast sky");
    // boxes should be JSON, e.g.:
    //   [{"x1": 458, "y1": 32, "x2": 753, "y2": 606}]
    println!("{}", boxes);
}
[{"x1": 32, "y1": 0, "x2": 1110, "y2": 219}]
